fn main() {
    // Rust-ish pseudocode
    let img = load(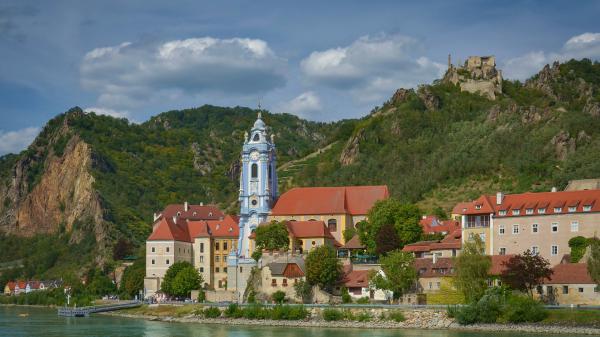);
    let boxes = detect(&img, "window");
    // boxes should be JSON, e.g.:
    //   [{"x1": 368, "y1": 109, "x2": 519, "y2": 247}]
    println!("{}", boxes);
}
[
  {"x1": 224, "y1": 267, "x2": 227, "y2": 272},
  {"x1": 512, "y1": 224, "x2": 519, "y2": 234},
  {"x1": 239, "y1": 267, "x2": 243, "y2": 273},
  {"x1": 436, "y1": 282, "x2": 441, "y2": 289},
  {"x1": 327, "y1": 219, "x2": 337, "y2": 232},
  {"x1": 151, "y1": 247, "x2": 155, "y2": 253},
  {"x1": 215, "y1": 242, "x2": 220, "y2": 250},
  {"x1": 200, "y1": 267, "x2": 204, "y2": 273},
  {"x1": 563, "y1": 286, "x2": 568, "y2": 294},
  {"x1": 569, "y1": 206, "x2": 577, "y2": 212},
  {"x1": 554, "y1": 207, "x2": 562, "y2": 213},
  {"x1": 551, "y1": 245, "x2": 558, "y2": 256},
  {"x1": 526, "y1": 208, "x2": 534, "y2": 215},
  {"x1": 311, "y1": 241, "x2": 316, "y2": 246},
  {"x1": 151, "y1": 259, "x2": 155, "y2": 265},
  {"x1": 552, "y1": 223, "x2": 558, "y2": 233},
  {"x1": 499, "y1": 225, "x2": 505, "y2": 235},
  {"x1": 200, "y1": 243, "x2": 204, "y2": 253},
  {"x1": 282, "y1": 279, "x2": 288, "y2": 287},
  {"x1": 271, "y1": 279, "x2": 277, "y2": 286},
  {"x1": 215, "y1": 267, "x2": 220, "y2": 273},
  {"x1": 532, "y1": 246, "x2": 539, "y2": 255},
  {"x1": 499, "y1": 210, "x2": 507, "y2": 216},
  {"x1": 579, "y1": 287, "x2": 584, "y2": 293},
  {"x1": 166, "y1": 259, "x2": 170, "y2": 265},
  {"x1": 166, "y1": 247, "x2": 170, "y2": 253},
  {"x1": 571, "y1": 221, "x2": 579, "y2": 232},
  {"x1": 584, "y1": 205, "x2": 592, "y2": 212},
  {"x1": 512, "y1": 209, "x2": 520, "y2": 216},
  {"x1": 251, "y1": 163, "x2": 258, "y2": 178},
  {"x1": 223, "y1": 242, "x2": 228, "y2": 251},
  {"x1": 199, "y1": 256, "x2": 204, "y2": 263},
  {"x1": 532, "y1": 223, "x2": 539, "y2": 233},
  {"x1": 429, "y1": 282, "x2": 432, "y2": 289},
  {"x1": 538, "y1": 208, "x2": 546, "y2": 214},
  {"x1": 499, "y1": 247, "x2": 506, "y2": 255},
  {"x1": 253, "y1": 133, "x2": 260, "y2": 141}
]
